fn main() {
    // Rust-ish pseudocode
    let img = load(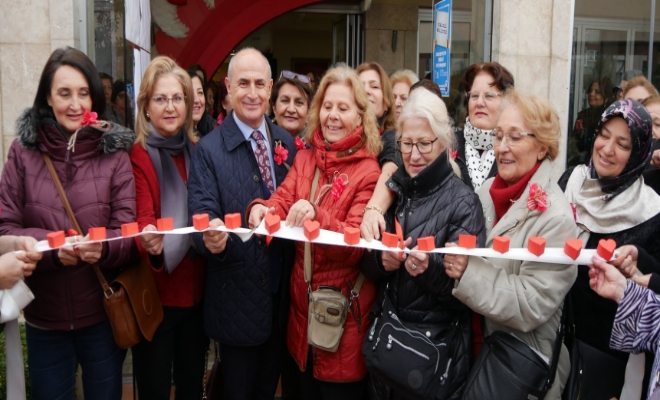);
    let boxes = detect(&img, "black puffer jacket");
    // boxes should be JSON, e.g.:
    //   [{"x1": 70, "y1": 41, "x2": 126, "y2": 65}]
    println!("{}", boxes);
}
[{"x1": 362, "y1": 152, "x2": 486, "y2": 323}]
